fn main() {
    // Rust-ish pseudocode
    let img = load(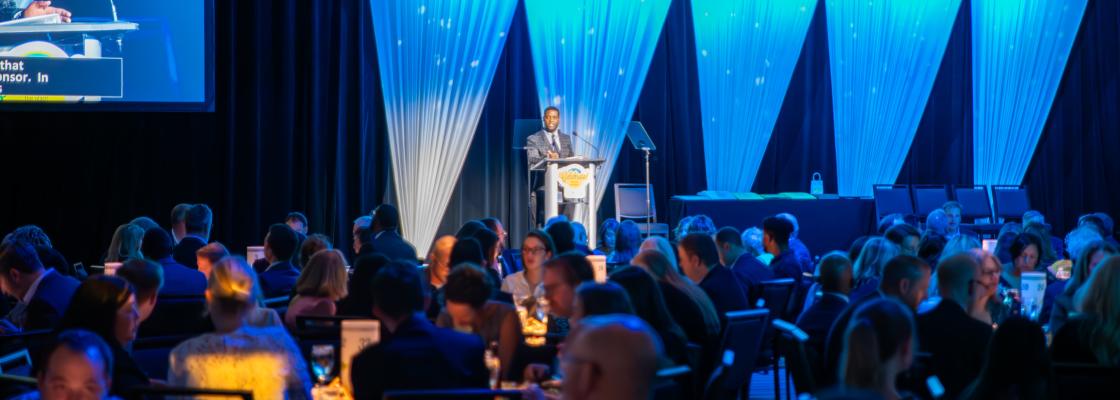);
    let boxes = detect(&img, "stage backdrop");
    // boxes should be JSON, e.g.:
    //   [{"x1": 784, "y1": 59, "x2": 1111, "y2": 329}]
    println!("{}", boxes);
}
[{"x1": 0, "y1": 0, "x2": 1117, "y2": 265}]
